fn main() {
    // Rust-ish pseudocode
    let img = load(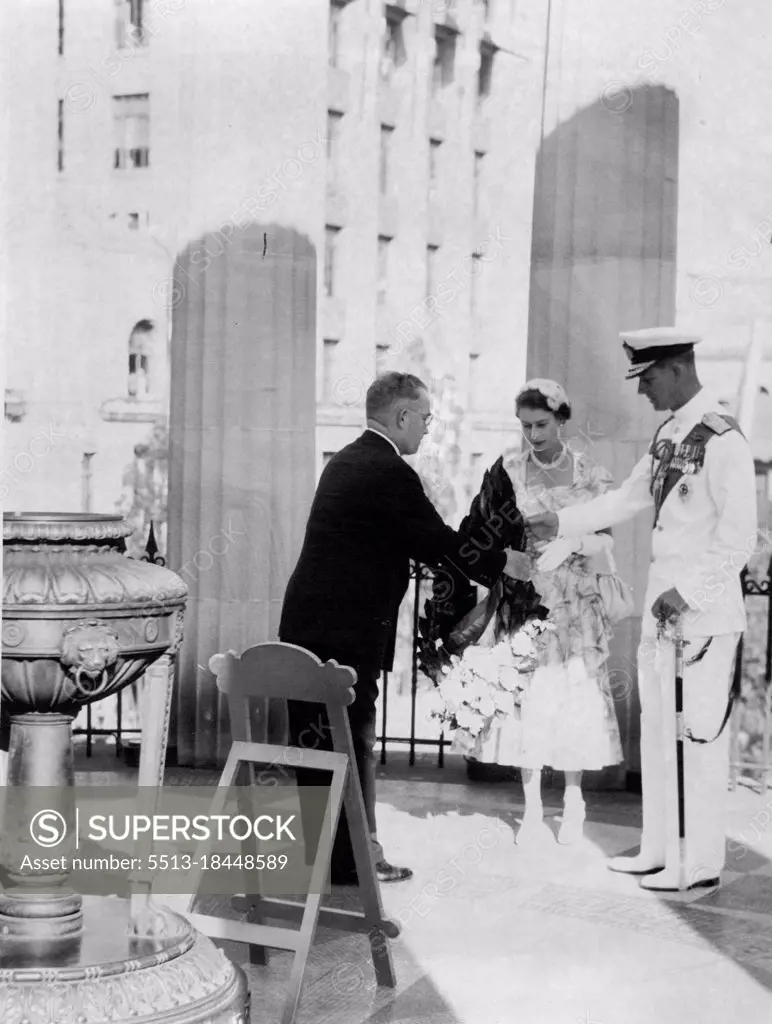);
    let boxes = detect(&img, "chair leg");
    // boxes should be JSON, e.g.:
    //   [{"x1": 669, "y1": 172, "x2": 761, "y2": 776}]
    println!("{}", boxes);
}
[
  {"x1": 281, "y1": 892, "x2": 323, "y2": 1024},
  {"x1": 244, "y1": 895, "x2": 268, "y2": 966},
  {"x1": 278, "y1": 753, "x2": 349, "y2": 1024},
  {"x1": 180, "y1": 750, "x2": 244, "y2": 914},
  {"x1": 342, "y1": 775, "x2": 397, "y2": 989},
  {"x1": 328, "y1": 706, "x2": 398, "y2": 989},
  {"x1": 235, "y1": 780, "x2": 269, "y2": 966}
]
